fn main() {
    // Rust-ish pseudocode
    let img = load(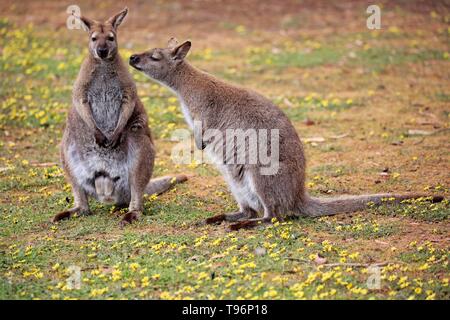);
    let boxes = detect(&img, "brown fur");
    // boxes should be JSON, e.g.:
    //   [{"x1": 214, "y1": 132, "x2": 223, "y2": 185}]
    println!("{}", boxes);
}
[
  {"x1": 130, "y1": 38, "x2": 443, "y2": 231},
  {"x1": 53, "y1": 9, "x2": 186, "y2": 226}
]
